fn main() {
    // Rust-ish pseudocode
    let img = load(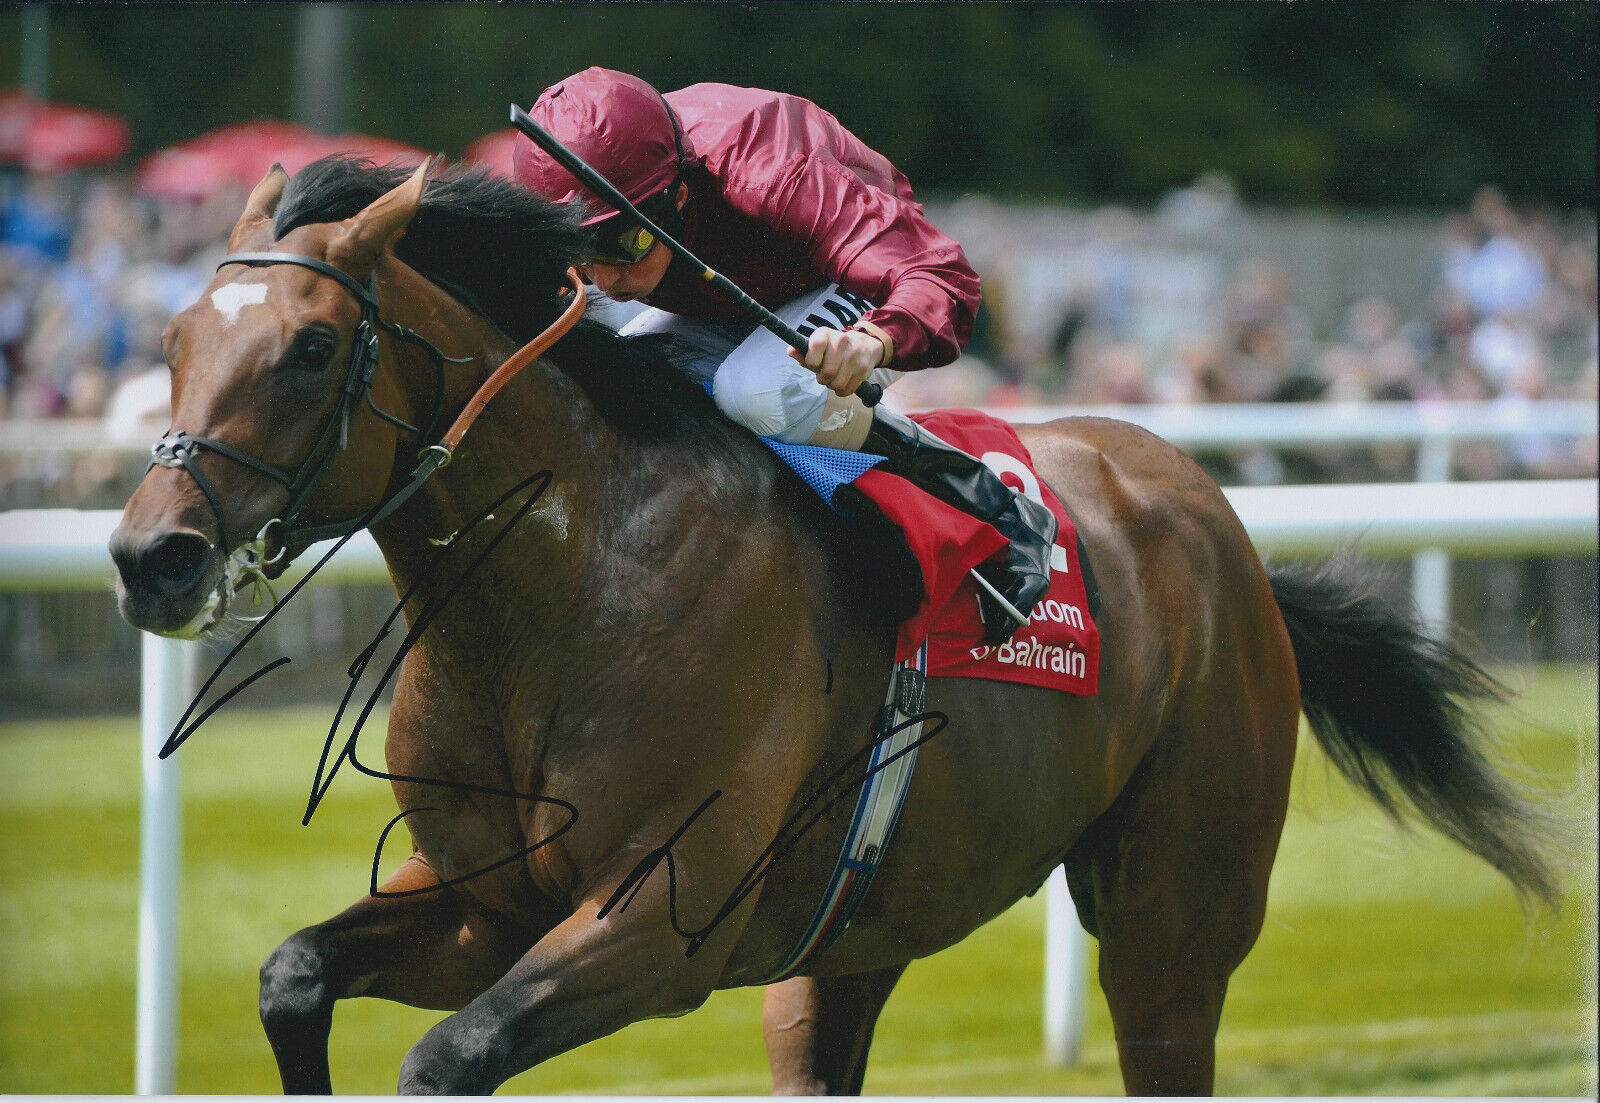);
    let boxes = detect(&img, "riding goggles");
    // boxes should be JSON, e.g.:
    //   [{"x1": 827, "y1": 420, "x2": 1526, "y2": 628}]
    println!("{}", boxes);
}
[{"x1": 586, "y1": 187, "x2": 680, "y2": 265}]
